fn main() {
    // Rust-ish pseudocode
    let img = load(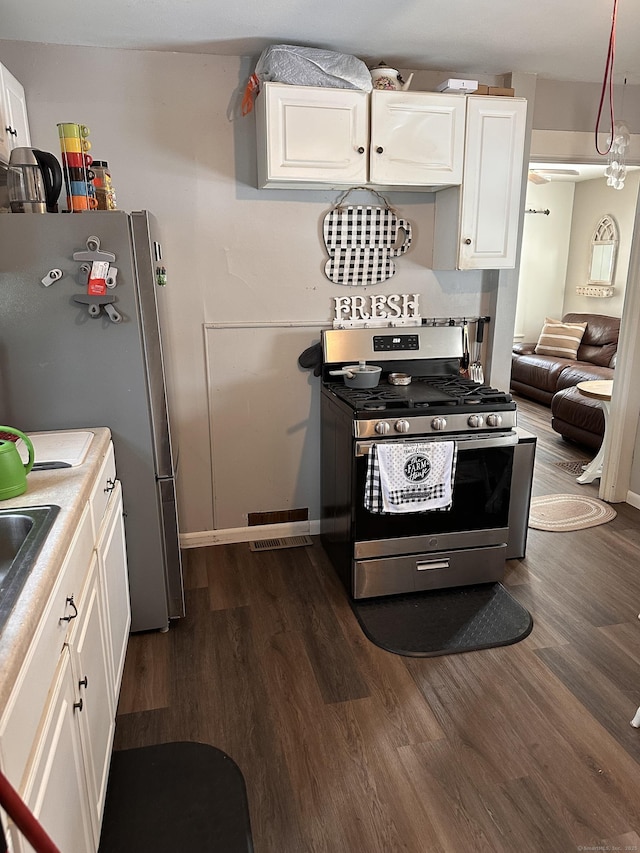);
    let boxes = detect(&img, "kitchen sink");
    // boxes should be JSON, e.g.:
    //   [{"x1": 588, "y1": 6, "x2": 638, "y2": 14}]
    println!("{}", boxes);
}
[{"x1": 0, "y1": 505, "x2": 60, "y2": 633}]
